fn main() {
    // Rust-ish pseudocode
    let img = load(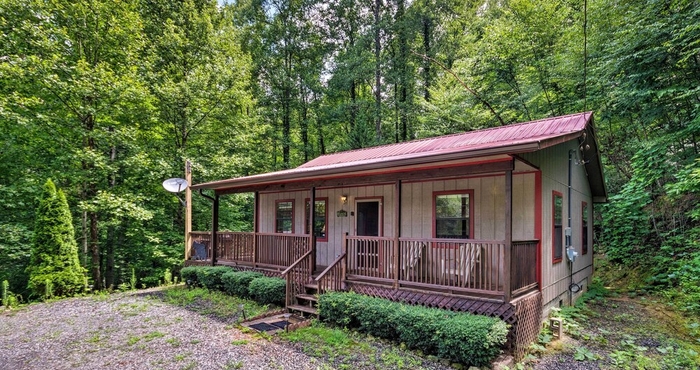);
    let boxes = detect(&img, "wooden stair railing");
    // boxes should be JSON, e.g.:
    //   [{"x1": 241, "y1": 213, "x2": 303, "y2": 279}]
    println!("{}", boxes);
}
[
  {"x1": 281, "y1": 249, "x2": 314, "y2": 312},
  {"x1": 315, "y1": 252, "x2": 347, "y2": 295}
]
